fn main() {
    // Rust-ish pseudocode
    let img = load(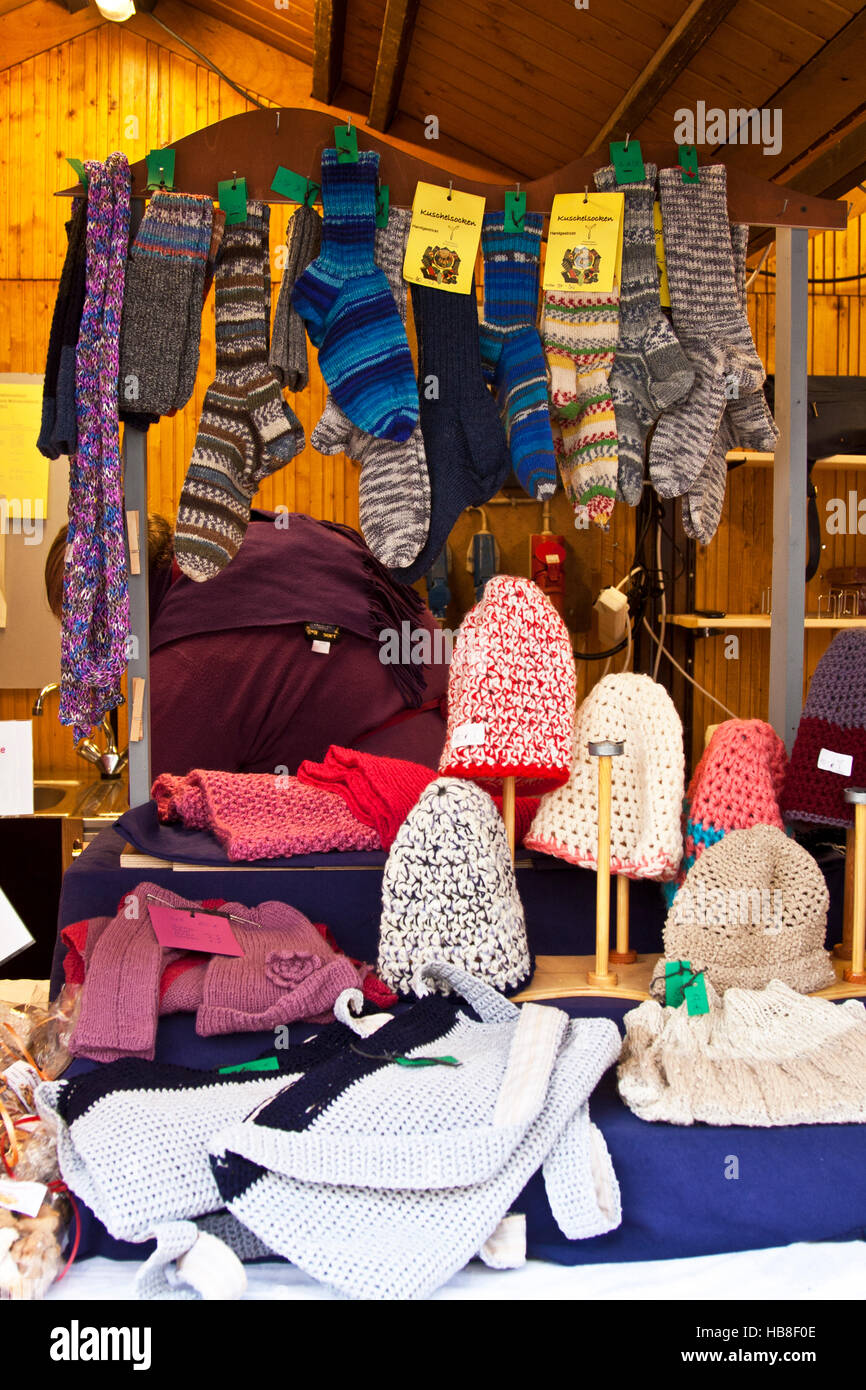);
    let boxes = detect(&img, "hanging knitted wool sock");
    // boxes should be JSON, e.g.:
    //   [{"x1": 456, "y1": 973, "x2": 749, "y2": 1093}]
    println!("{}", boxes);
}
[
  {"x1": 269, "y1": 204, "x2": 322, "y2": 392},
  {"x1": 593, "y1": 163, "x2": 694, "y2": 506},
  {"x1": 255, "y1": 203, "x2": 308, "y2": 458},
  {"x1": 542, "y1": 287, "x2": 620, "y2": 527},
  {"x1": 479, "y1": 213, "x2": 557, "y2": 499},
  {"x1": 312, "y1": 208, "x2": 428, "y2": 569},
  {"x1": 174, "y1": 202, "x2": 304, "y2": 581},
  {"x1": 648, "y1": 165, "x2": 769, "y2": 500},
  {"x1": 292, "y1": 150, "x2": 418, "y2": 442},
  {"x1": 389, "y1": 278, "x2": 511, "y2": 585}
]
